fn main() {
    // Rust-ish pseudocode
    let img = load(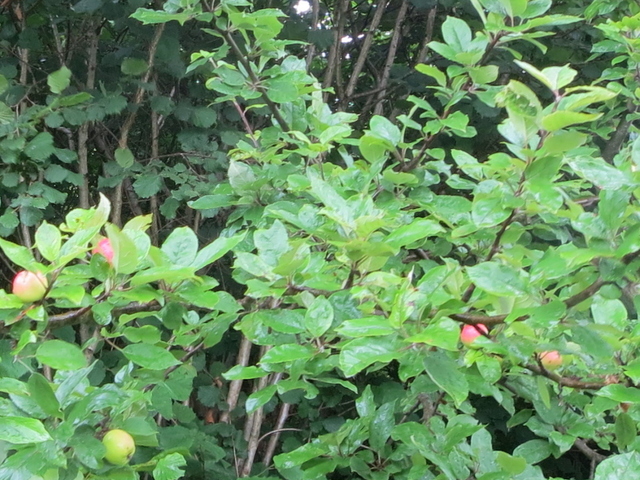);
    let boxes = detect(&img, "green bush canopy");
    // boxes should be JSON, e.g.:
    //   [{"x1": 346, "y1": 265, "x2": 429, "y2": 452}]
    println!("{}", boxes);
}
[{"x1": 0, "y1": 0, "x2": 640, "y2": 479}]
